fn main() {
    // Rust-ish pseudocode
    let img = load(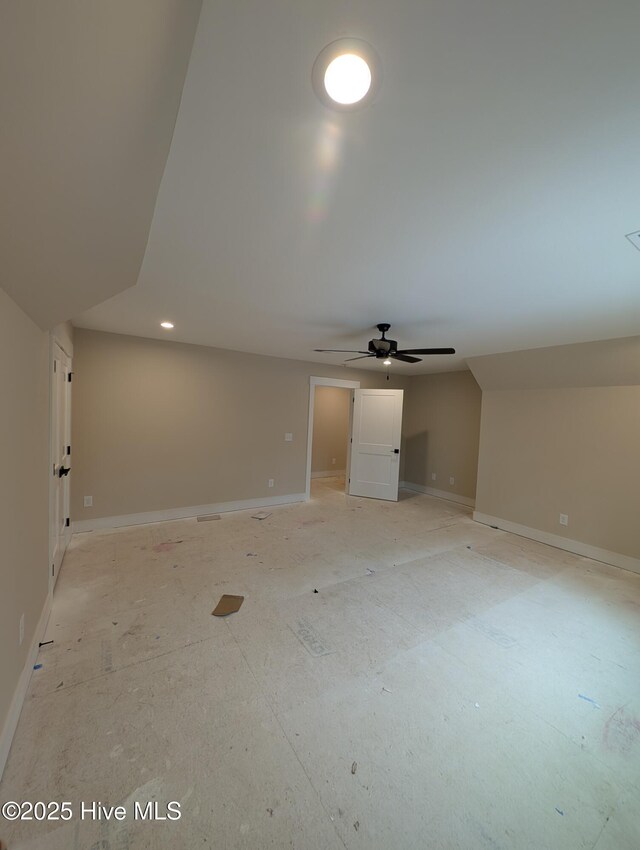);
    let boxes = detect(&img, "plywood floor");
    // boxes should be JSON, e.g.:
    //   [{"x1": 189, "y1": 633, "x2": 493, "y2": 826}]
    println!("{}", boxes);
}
[{"x1": 1, "y1": 478, "x2": 639, "y2": 849}]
